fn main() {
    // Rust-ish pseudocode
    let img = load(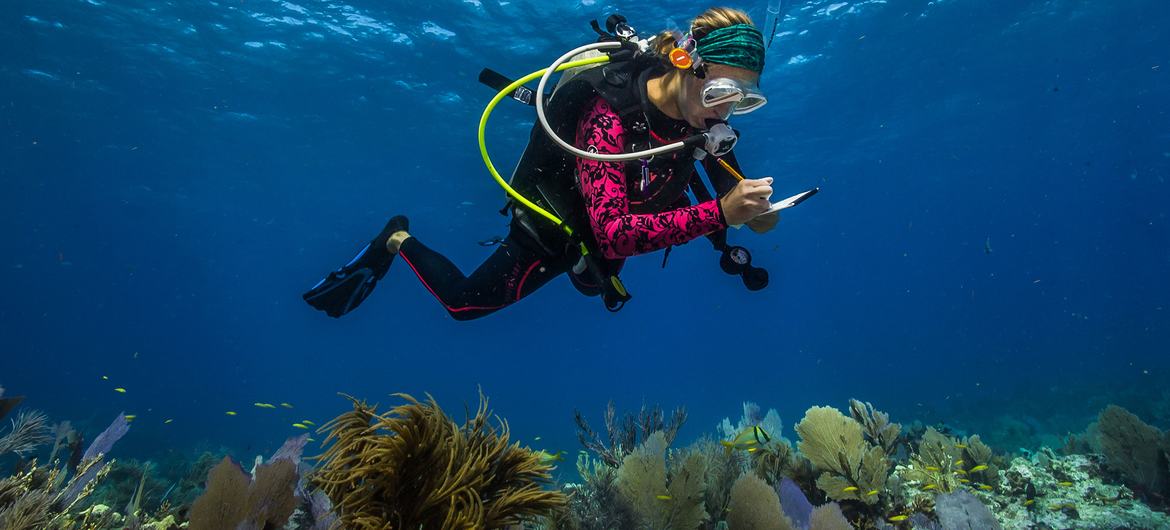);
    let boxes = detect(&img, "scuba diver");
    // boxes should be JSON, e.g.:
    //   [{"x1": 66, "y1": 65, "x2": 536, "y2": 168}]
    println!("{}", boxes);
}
[{"x1": 304, "y1": 7, "x2": 792, "y2": 321}]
